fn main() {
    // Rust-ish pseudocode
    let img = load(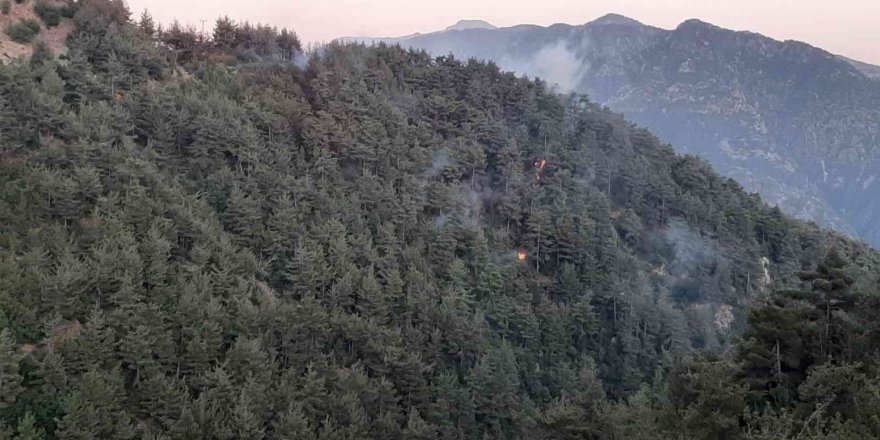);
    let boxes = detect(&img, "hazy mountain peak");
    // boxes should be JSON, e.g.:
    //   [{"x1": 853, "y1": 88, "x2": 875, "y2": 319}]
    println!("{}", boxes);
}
[
  {"x1": 676, "y1": 18, "x2": 720, "y2": 31},
  {"x1": 444, "y1": 19, "x2": 497, "y2": 32},
  {"x1": 587, "y1": 13, "x2": 645, "y2": 27}
]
